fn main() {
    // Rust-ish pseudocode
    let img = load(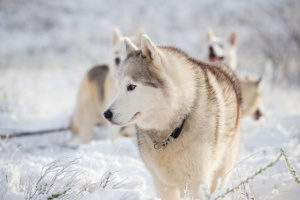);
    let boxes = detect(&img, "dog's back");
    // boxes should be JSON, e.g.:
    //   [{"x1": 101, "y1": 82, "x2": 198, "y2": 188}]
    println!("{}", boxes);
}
[
  {"x1": 87, "y1": 65, "x2": 109, "y2": 101},
  {"x1": 71, "y1": 65, "x2": 109, "y2": 143},
  {"x1": 192, "y1": 58, "x2": 242, "y2": 130}
]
